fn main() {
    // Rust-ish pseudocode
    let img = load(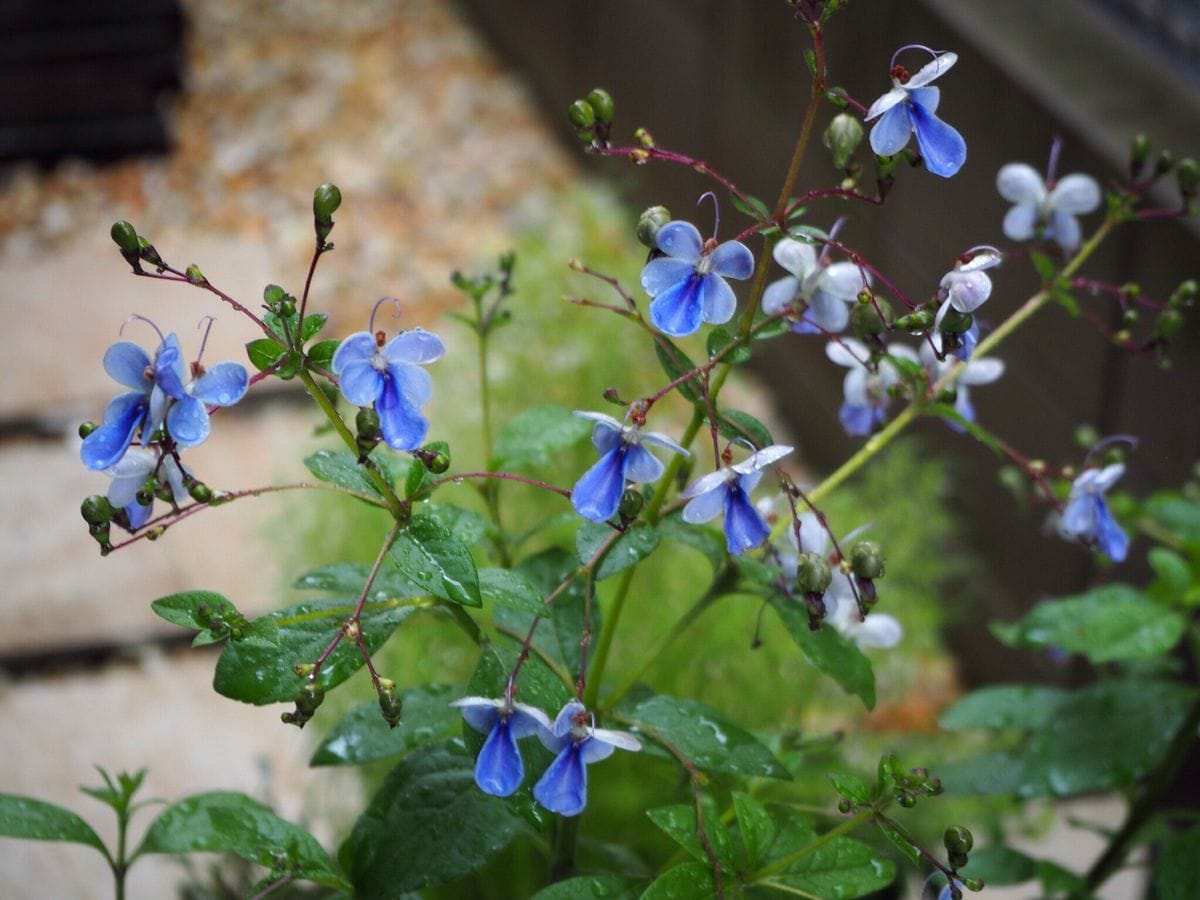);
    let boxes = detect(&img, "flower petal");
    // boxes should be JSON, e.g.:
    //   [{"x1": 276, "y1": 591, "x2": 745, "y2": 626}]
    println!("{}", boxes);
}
[
  {"x1": 331, "y1": 332, "x2": 377, "y2": 373},
  {"x1": 1047, "y1": 211, "x2": 1082, "y2": 253},
  {"x1": 377, "y1": 372, "x2": 428, "y2": 450},
  {"x1": 167, "y1": 396, "x2": 211, "y2": 448},
  {"x1": 1049, "y1": 174, "x2": 1101, "y2": 214},
  {"x1": 804, "y1": 290, "x2": 851, "y2": 333},
  {"x1": 383, "y1": 328, "x2": 445, "y2": 366},
  {"x1": 773, "y1": 238, "x2": 817, "y2": 278},
  {"x1": 710, "y1": 240, "x2": 754, "y2": 280},
  {"x1": 826, "y1": 338, "x2": 868, "y2": 369},
  {"x1": 1002, "y1": 204, "x2": 1038, "y2": 241},
  {"x1": 723, "y1": 485, "x2": 770, "y2": 554},
  {"x1": 451, "y1": 696, "x2": 502, "y2": 734},
  {"x1": 855, "y1": 612, "x2": 903, "y2": 649},
  {"x1": 338, "y1": 361, "x2": 385, "y2": 407},
  {"x1": 839, "y1": 402, "x2": 877, "y2": 436},
  {"x1": 80, "y1": 394, "x2": 148, "y2": 470},
  {"x1": 191, "y1": 362, "x2": 249, "y2": 406},
  {"x1": 623, "y1": 443, "x2": 664, "y2": 484},
  {"x1": 1091, "y1": 463, "x2": 1125, "y2": 493},
  {"x1": 154, "y1": 334, "x2": 189, "y2": 399},
  {"x1": 697, "y1": 274, "x2": 737, "y2": 326},
  {"x1": 589, "y1": 728, "x2": 641, "y2": 754},
  {"x1": 819, "y1": 261, "x2": 869, "y2": 299},
  {"x1": 943, "y1": 270, "x2": 992, "y2": 313},
  {"x1": 1060, "y1": 495, "x2": 1097, "y2": 537},
  {"x1": 649, "y1": 273, "x2": 704, "y2": 337},
  {"x1": 655, "y1": 220, "x2": 703, "y2": 262},
  {"x1": 508, "y1": 703, "x2": 552, "y2": 738},
  {"x1": 1095, "y1": 502, "x2": 1129, "y2": 562},
  {"x1": 104, "y1": 446, "x2": 156, "y2": 506},
  {"x1": 762, "y1": 276, "x2": 801, "y2": 316},
  {"x1": 571, "y1": 446, "x2": 628, "y2": 522},
  {"x1": 102, "y1": 342, "x2": 153, "y2": 391},
  {"x1": 681, "y1": 483, "x2": 728, "y2": 524},
  {"x1": 533, "y1": 744, "x2": 588, "y2": 816},
  {"x1": 869, "y1": 103, "x2": 913, "y2": 156},
  {"x1": 996, "y1": 163, "x2": 1045, "y2": 204},
  {"x1": 959, "y1": 357, "x2": 1005, "y2": 385},
  {"x1": 389, "y1": 362, "x2": 433, "y2": 407},
  {"x1": 640, "y1": 257, "x2": 696, "y2": 299},
  {"x1": 731, "y1": 444, "x2": 793, "y2": 474},
  {"x1": 638, "y1": 430, "x2": 688, "y2": 457},
  {"x1": 865, "y1": 87, "x2": 907, "y2": 121},
  {"x1": 909, "y1": 101, "x2": 966, "y2": 178},
  {"x1": 907, "y1": 51, "x2": 957, "y2": 88},
  {"x1": 474, "y1": 719, "x2": 525, "y2": 797}
]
